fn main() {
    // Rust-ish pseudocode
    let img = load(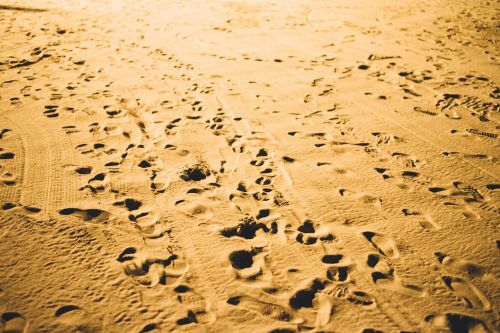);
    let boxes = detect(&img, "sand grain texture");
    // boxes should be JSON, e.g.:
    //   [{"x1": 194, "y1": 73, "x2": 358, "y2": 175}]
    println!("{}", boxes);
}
[{"x1": 0, "y1": 0, "x2": 499, "y2": 332}]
